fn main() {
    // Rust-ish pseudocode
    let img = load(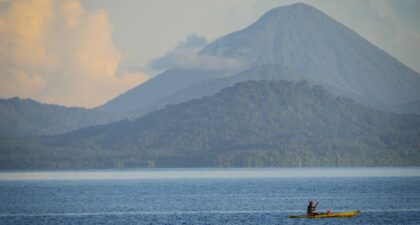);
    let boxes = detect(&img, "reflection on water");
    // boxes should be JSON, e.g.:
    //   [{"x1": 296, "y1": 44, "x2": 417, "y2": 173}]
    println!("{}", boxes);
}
[{"x1": 0, "y1": 167, "x2": 419, "y2": 180}]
